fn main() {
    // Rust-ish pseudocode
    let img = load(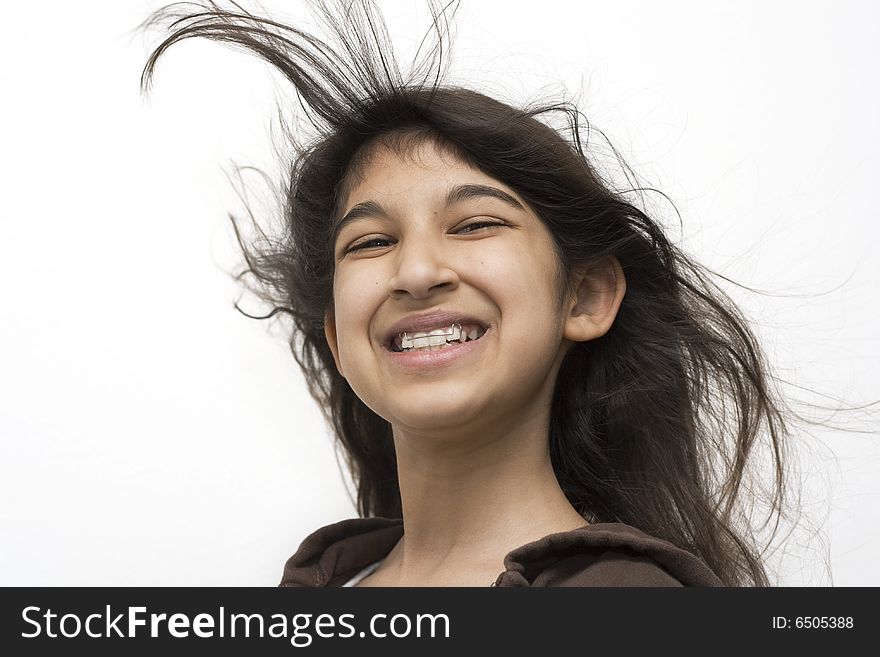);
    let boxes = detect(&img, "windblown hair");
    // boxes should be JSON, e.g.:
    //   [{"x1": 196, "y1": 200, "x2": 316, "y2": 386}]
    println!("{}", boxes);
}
[{"x1": 140, "y1": 0, "x2": 824, "y2": 586}]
